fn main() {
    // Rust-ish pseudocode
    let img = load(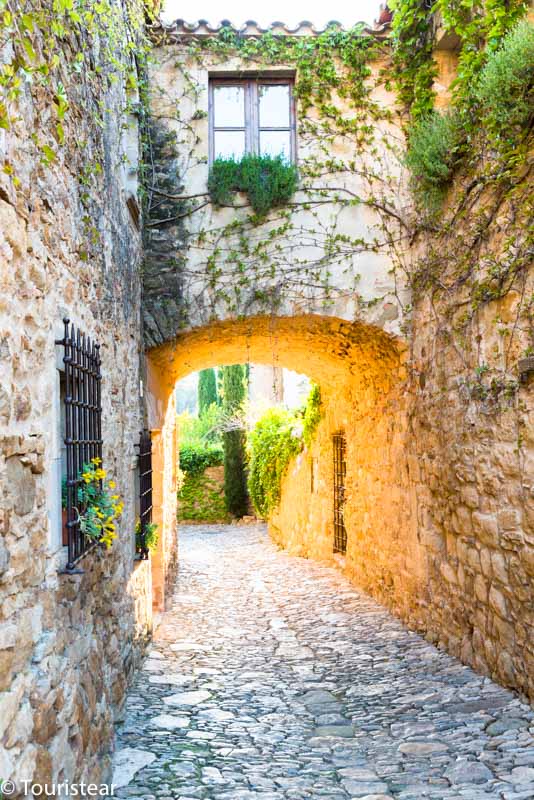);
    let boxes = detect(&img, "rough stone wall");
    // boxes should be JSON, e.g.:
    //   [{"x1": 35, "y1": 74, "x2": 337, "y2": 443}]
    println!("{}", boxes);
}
[
  {"x1": 407, "y1": 170, "x2": 534, "y2": 700},
  {"x1": 270, "y1": 358, "x2": 426, "y2": 631},
  {"x1": 149, "y1": 401, "x2": 179, "y2": 613},
  {"x1": 270, "y1": 171, "x2": 534, "y2": 702},
  {"x1": 0, "y1": 1, "x2": 153, "y2": 790}
]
